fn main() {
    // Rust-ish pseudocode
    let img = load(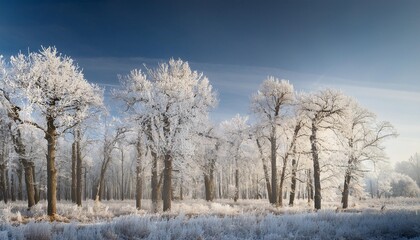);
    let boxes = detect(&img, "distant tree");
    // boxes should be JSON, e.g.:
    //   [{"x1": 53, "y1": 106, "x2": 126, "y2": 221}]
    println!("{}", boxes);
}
[
  {"x1": 337, "y1": 100, "x2": 397, "y2": 208},
  {"x1": 299, "y1": 89, "x2": 348, "y2": 210},
  {"x1": 94, "y1": 119, "x2": 128, "y2": 202},
  {"x1": 395, "y1": 153, "x2": 420, "y2": 187},
  {"x1": 6, "y1": 47, "x2": 102, "y2": 218},
  {"x1": 251, "y1": 77, "x2": 294, "y2": 205},
  {"x1": 220, "y1": 115, "x2": 250, "y2": 202},
  {"x1": 390, "y1": 173, "x2": 420, "y2": 197}
]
